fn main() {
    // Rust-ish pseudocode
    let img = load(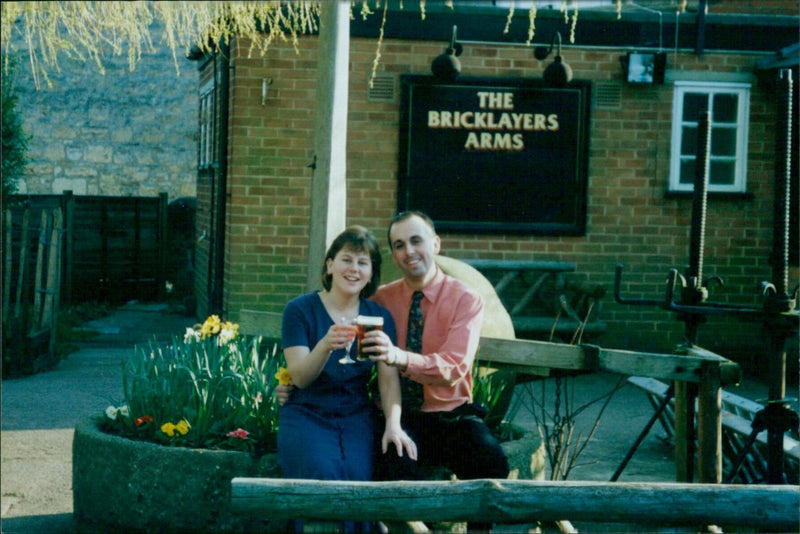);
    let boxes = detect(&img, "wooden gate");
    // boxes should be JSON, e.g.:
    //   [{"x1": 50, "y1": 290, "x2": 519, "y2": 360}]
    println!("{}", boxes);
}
[{"x1": 6, "y1": 191, "x2": 168, "y2": 305}]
